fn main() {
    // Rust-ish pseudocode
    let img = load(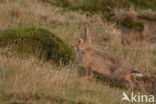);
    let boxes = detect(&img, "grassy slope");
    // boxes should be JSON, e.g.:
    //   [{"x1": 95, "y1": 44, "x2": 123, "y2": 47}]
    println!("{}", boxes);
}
[
  {"x1": 45, "y1": 0, "x2": 156, "y2": 31},
  {"x1": 0, "y1": 0, "x2": 156, "y2": 104}
]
